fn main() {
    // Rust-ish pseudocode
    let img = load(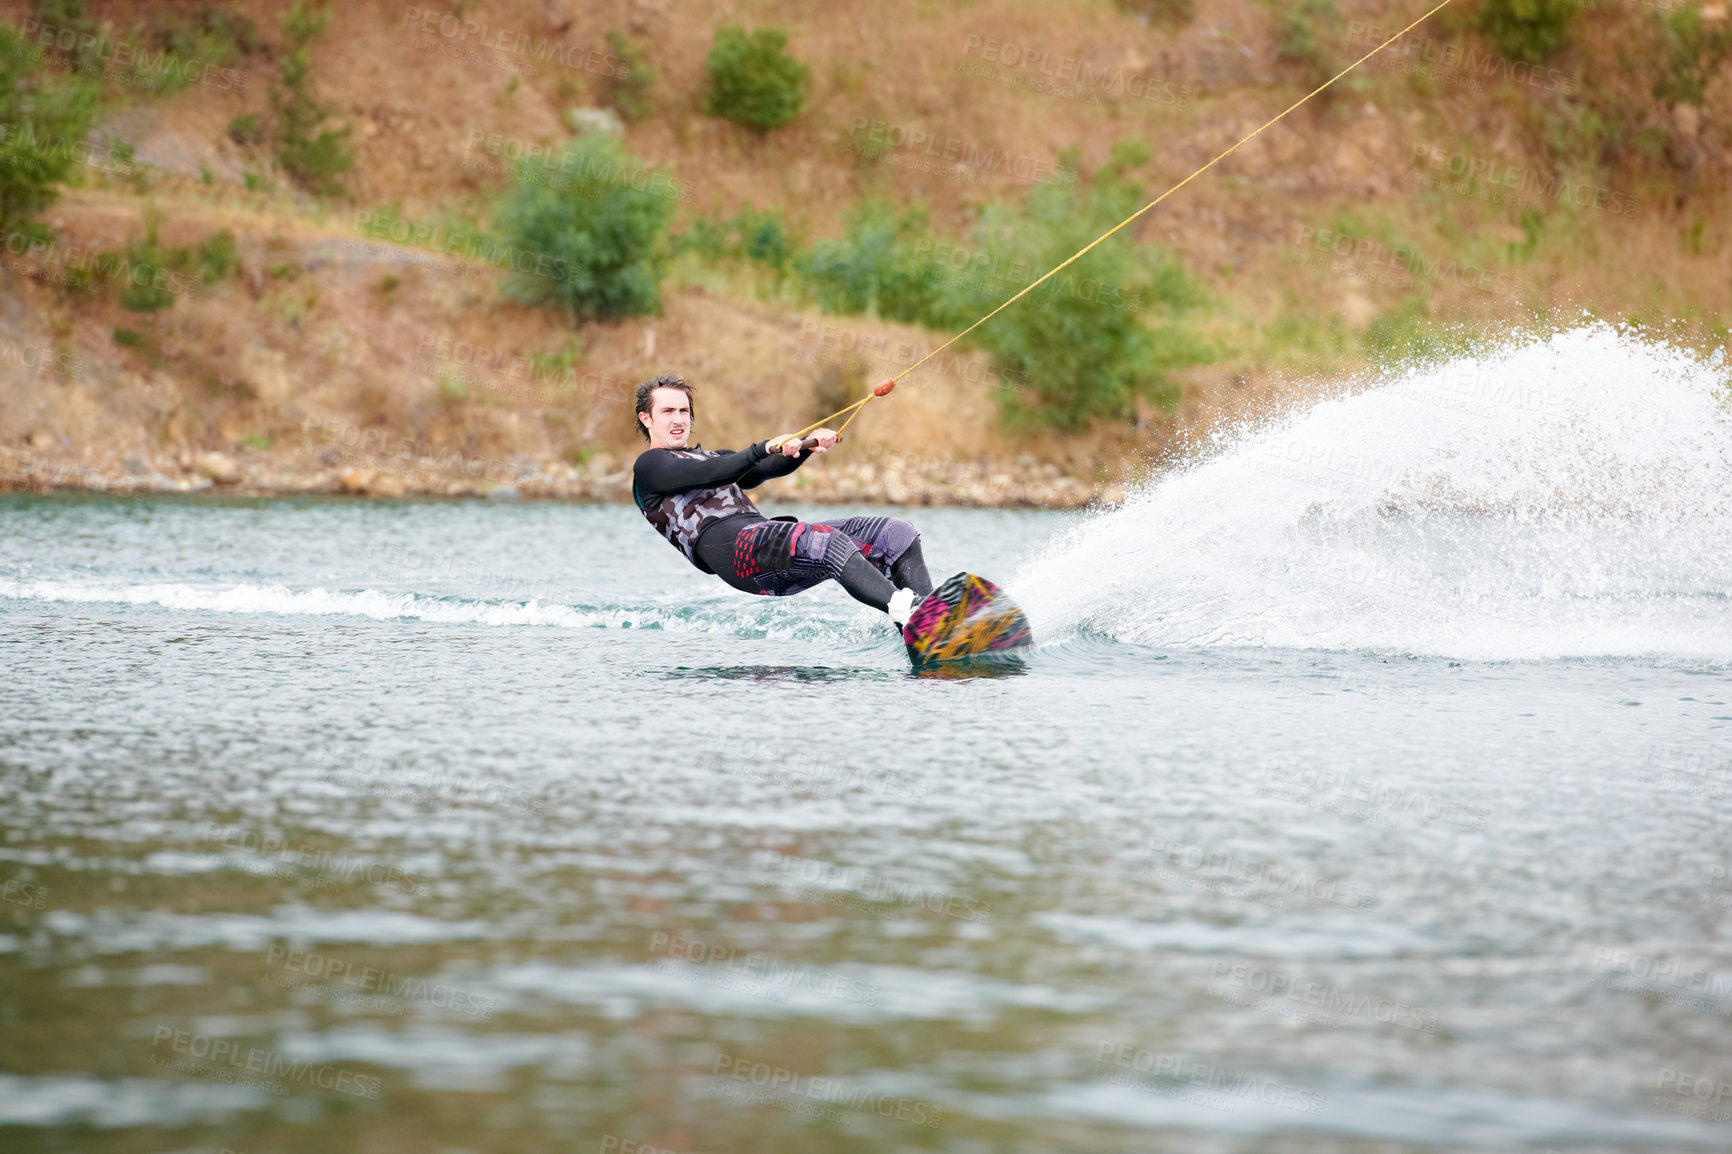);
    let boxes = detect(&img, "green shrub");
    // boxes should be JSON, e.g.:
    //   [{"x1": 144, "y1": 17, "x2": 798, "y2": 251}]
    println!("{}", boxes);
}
[
  {"x1": 1361, "y1": 294, "x2": 1471, "y2": 366},
  {"x1": 944, "y1": 148, "x2": 1207, "y2": 431},
  {"x1": 1507, "y1": 207, "x2": 1543, "y2": 263},
  {"x1": 118, "y1": 274, "x2": 178, "y2": 314},
  {"x1": 737, "y1": 207, "x2": 792, "y2": 268},
  {"x1": 198, "y1": 229, "x2": 239, "y2": 281},
  {"x1": 673, "y1": 216, "x2": 731, "y2": 264},
  {"x1": 1653, "y1": 3, "x2": 1732, "y2": 106},
  {"x1": 0, "y1": 23, "x2": 99, "y2": 243},
  {"x1": 704, "y1": 25, "x2": 809, "y2": 132},
  {"x1": 800, "y1": 142, "x2": 1209, "y2": 431},
  {"x1": 799, "y1": 200, "x2": 942, "y2": 320},
  {"x1": 604, "y1": 30, "x2": 656, "y2": 121},
  {"x1": 85, "y1": 220, "x2": 233, "y2": 312},
  {"x1": 274, "y1": 1, "x2": 353, "y2": 197},
  {"x1": 115, "y1": 217, "x2": 194, "y2": 313},
  {"x1": 33, "y1": 0, "x2": 86, "y2": 24},
  {"x1": 437, "y1": 372, "x2": 468, "y2": 403},
  {"x1": 529, "y1": 342, "x2": 584, "y2": 382},
  {"x1": 228, "y1": 113, "x2": 265, "y2": 146},
  {"x1": 278, "y1": 124, "x2": 353, "y2": 196},
  {"x1": 1273, "y1": 0, "x2": 1344, "y2": 87},
  {"x1": 138, "y1": 1, "x2": 264, "y2": 95},
  {"x1": 153, "y1": 2, "x2": 264, "y2": 63},
  {"x1": 1477, "y1": 0, "x2": 1576, "y2": 64},
  {"x1": 674, "y1": 205, "x2": 793, "y2": 271},
  {"x1": 32, "y1": 0, "x2": 261, "y2": 97},
  {"x1": 492, "y1": 134, "x2": 676, "y2": 321},
  {"x1": 30, "y1": 0, "x2": 105, "y2": 71}
]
